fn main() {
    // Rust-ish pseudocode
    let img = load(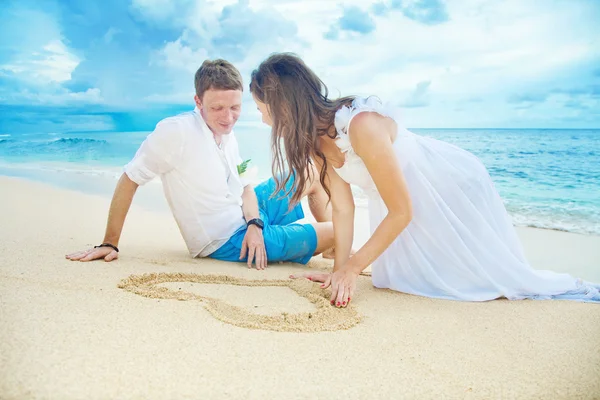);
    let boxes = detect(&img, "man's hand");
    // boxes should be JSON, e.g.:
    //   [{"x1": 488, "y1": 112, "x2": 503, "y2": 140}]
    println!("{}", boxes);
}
[
  {"x1": 66, "y1": 246, "x2": 118, "y2": 262},
  {"x1": 65, "y1": 173, "x2": 137, "y2": 264},
  {"x1": 239, "y1": 225, "x2": 267, "y2": 270}
]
